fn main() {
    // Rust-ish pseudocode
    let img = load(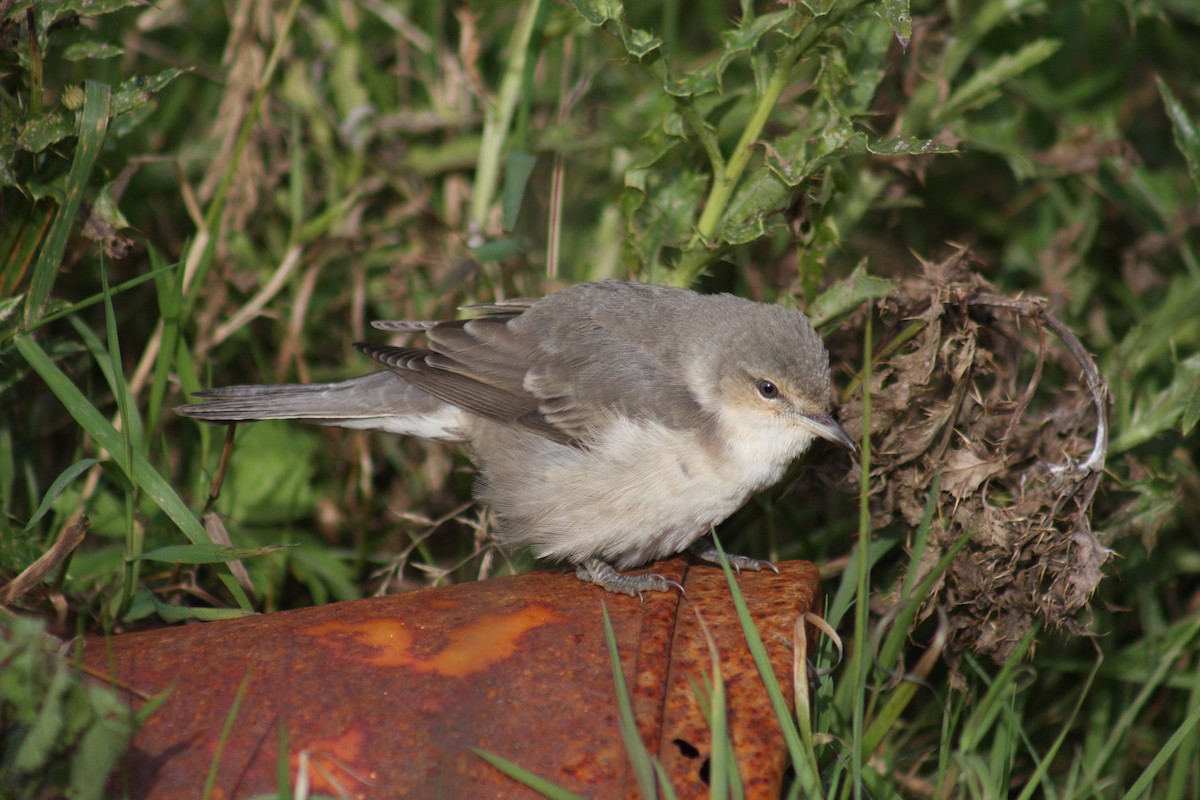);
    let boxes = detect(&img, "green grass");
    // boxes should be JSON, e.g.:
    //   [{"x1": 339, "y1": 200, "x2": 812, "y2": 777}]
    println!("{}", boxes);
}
[{"x1": 3, "y1": 0, "x2": 1200, "y2": 796}]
